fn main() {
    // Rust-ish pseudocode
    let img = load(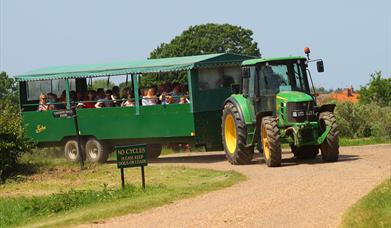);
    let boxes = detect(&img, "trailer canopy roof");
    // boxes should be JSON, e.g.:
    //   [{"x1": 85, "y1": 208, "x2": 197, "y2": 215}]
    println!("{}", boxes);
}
[{"x1": 15, "y1": 53, "x2": 253, "y2": 82}]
